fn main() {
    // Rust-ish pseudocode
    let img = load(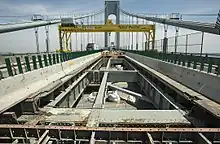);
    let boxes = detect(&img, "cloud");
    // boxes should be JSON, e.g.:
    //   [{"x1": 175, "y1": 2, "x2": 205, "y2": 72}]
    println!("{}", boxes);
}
[
  {"x1": 0, "y1": 0, "x2": 105, "y2": 18},
  {"x1": 0, "y1": 1, "x2": 47, "y2": 15}
]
